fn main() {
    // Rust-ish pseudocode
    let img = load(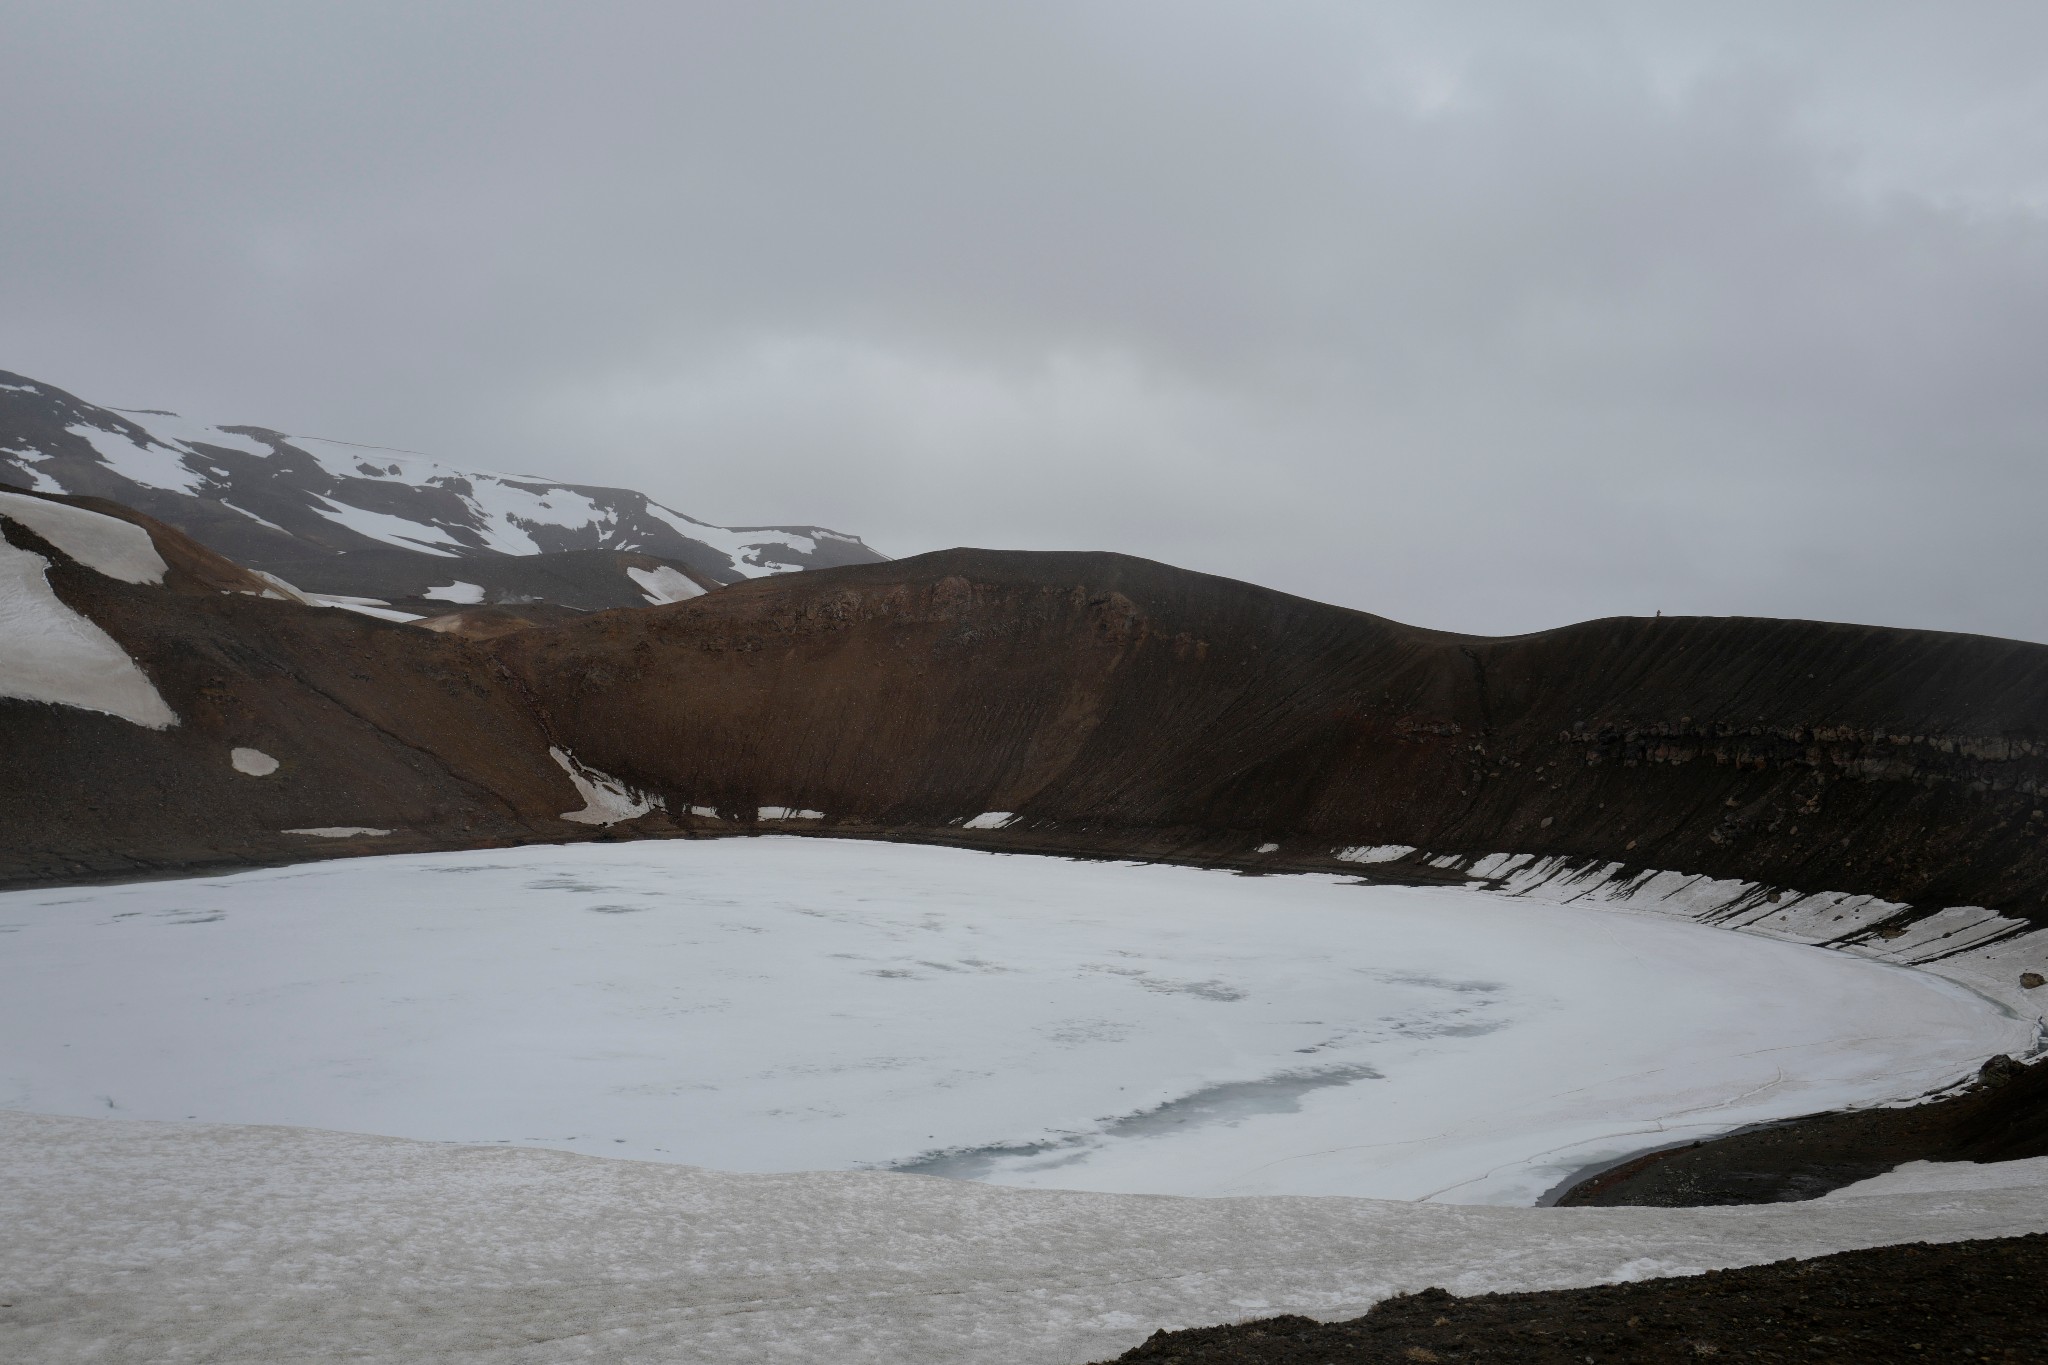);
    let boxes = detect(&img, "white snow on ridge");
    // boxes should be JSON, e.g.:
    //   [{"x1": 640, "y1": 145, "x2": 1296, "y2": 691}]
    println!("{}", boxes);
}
[
  {"x1": 111, "y1": 409, "x2": 277, "y2": 460},
  {"x1": 220, "y1": 500, "x2": 288, "y2": 533},
  {"x1": 0, "y1": 538, "x2": 177, "y2": 729},
  {"x1": 305, "y1": 593, "x2": 423, "y2": 622},
  {"x1": 282, "y1": 827, "x2": 391, "y2": 838},
  {"x1": 645, "y1": 503, "x2": 816, "y2": 575},
  {"x1": 625, "y1": 564, "x2": 705, "y2": 605},
  {"x1": 305, "y1": 493, "x2": 463, "y2": 557},
  {"x1": 551, "y1": 747, "x2": 663, "y2": 825},
  {"x1": 462, "y1": 478, "x2": 610, "y2": 551},
  {"x1": 249, "y1": 571, "x2": 315, "y2": 604},
  {"x1": 0, "y1": 838, "x2": 2025, "y2": 1211},
  {"x1": 0, "y1": 491, "x2": 166, "y2": 584},
  {"x1": 1, "y1": 445, "x2": 63, "y2": 493},
  {"x1": 64, "y1": 422, "x2": 210, "y2": 495},
  {"x1": 12, "y1": 398, "x2": 865, "y2": 578},
  {"x1": 758, "y1": 806, "x2": 825, "y2": 820}
]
